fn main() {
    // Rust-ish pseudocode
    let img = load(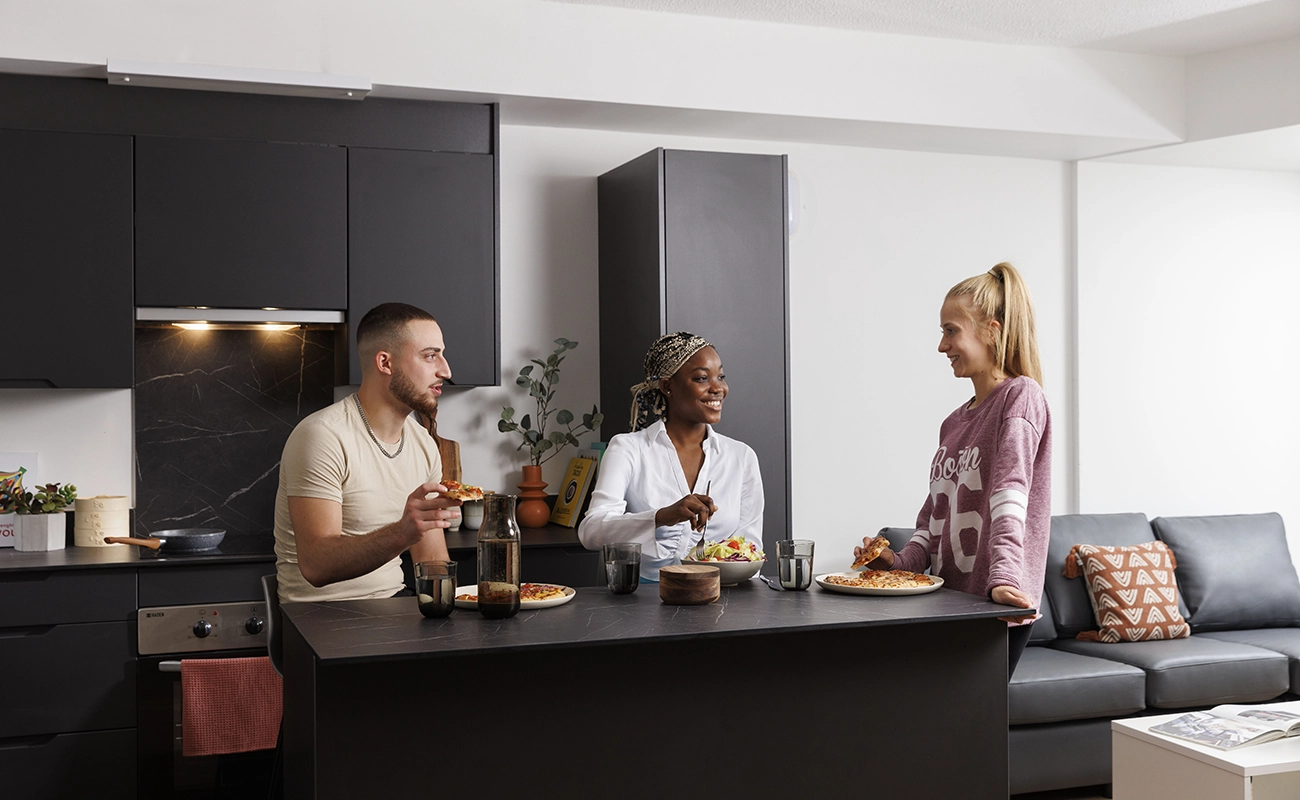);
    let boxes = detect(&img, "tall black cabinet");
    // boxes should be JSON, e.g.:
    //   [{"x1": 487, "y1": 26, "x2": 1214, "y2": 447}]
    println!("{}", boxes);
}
[
  {"x1": 597, "y1": 149, "x2": 791, "y2": 548},
  {"x1": 0, "y1": 128, "x2": 134, "y2": 388}
]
